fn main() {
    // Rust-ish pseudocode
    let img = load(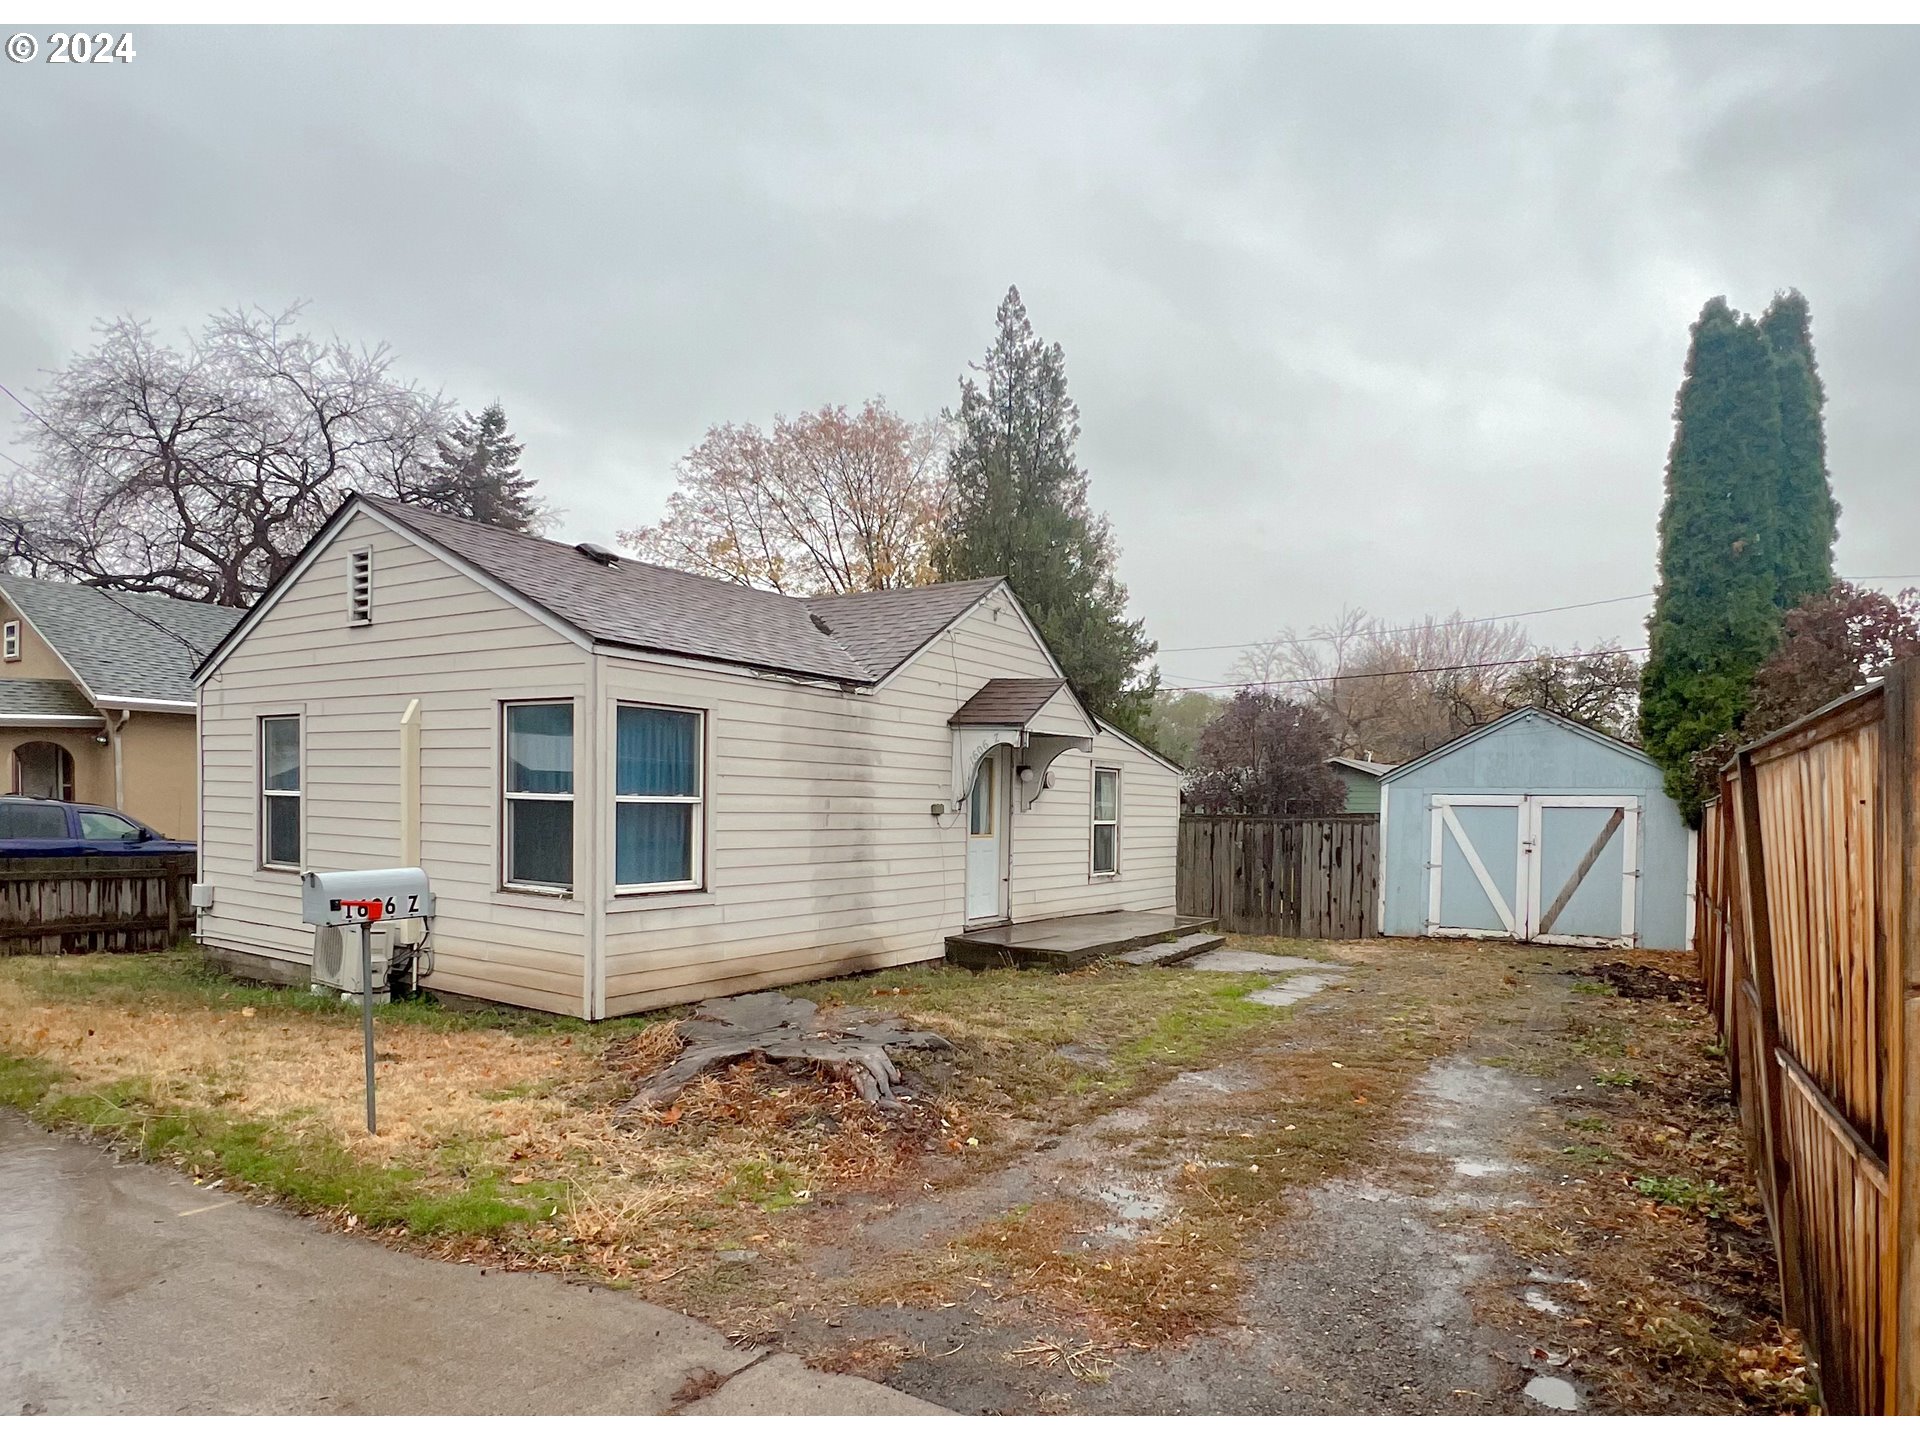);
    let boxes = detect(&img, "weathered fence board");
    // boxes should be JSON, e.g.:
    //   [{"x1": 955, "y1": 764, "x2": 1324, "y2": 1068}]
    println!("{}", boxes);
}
[
  {"x1": 1696, "y1": 668, "x2": 1919, "y2": 1414},
  {"x1": 1178, "y1": 815, "x2": 1378, "y2": 939},
  {"x1": 0, "y1": 853, "x2": 194, "y2": 955}
]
